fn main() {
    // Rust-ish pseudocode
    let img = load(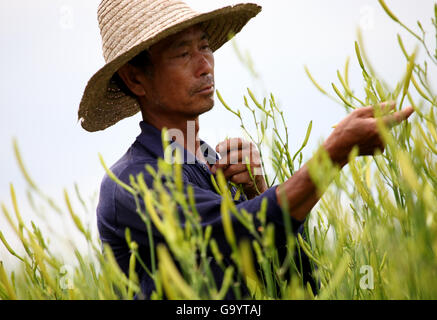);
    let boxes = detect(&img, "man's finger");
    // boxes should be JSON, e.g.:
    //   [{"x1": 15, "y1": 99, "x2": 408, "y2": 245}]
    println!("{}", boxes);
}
[
  {"x1": 230, "y1": 171, "x2": 252, "y2": 186},
  {"x1": 379, "y1": 100, "x2": 396, "y2": 112},
  {"x1": 211, "y1": 163, "x2": 228, "y2": 174},
  {"x1": 215, "y1": 138, "x2": 243, "y2": 155},
  {"x1": 211, "y1": 149, "x2": 259, "y2": 174},
  {"x1": 223, "y1": 162, "x2": 263, "y2": 179},
  {"x1": 359, "y1": 101, "x2": 396, "y2": 118},
  {"x1": 383, "y1": 106, "x2": 414, "y2": 127},
  {"x1": 215, "y1": 138, "x2": 252, "y2": 155},
  {"x1": 222, "y1": 163, "x2": 247, "y2": 179},
  {"x1": 214, "y1": 149, "x2": 250, "y2": 165}
]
